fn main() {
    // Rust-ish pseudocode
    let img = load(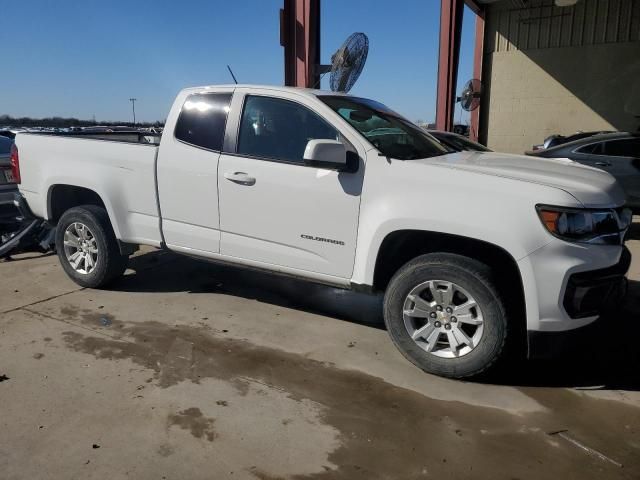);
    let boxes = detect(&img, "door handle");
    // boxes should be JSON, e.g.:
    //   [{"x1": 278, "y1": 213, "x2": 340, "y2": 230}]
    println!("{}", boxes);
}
[
  {"x1": 595, "y1": 161, "x2": 611, "y2": 167},
  {"x1": 224, "y1": 172, "x2": 256, "y2": 186}
]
